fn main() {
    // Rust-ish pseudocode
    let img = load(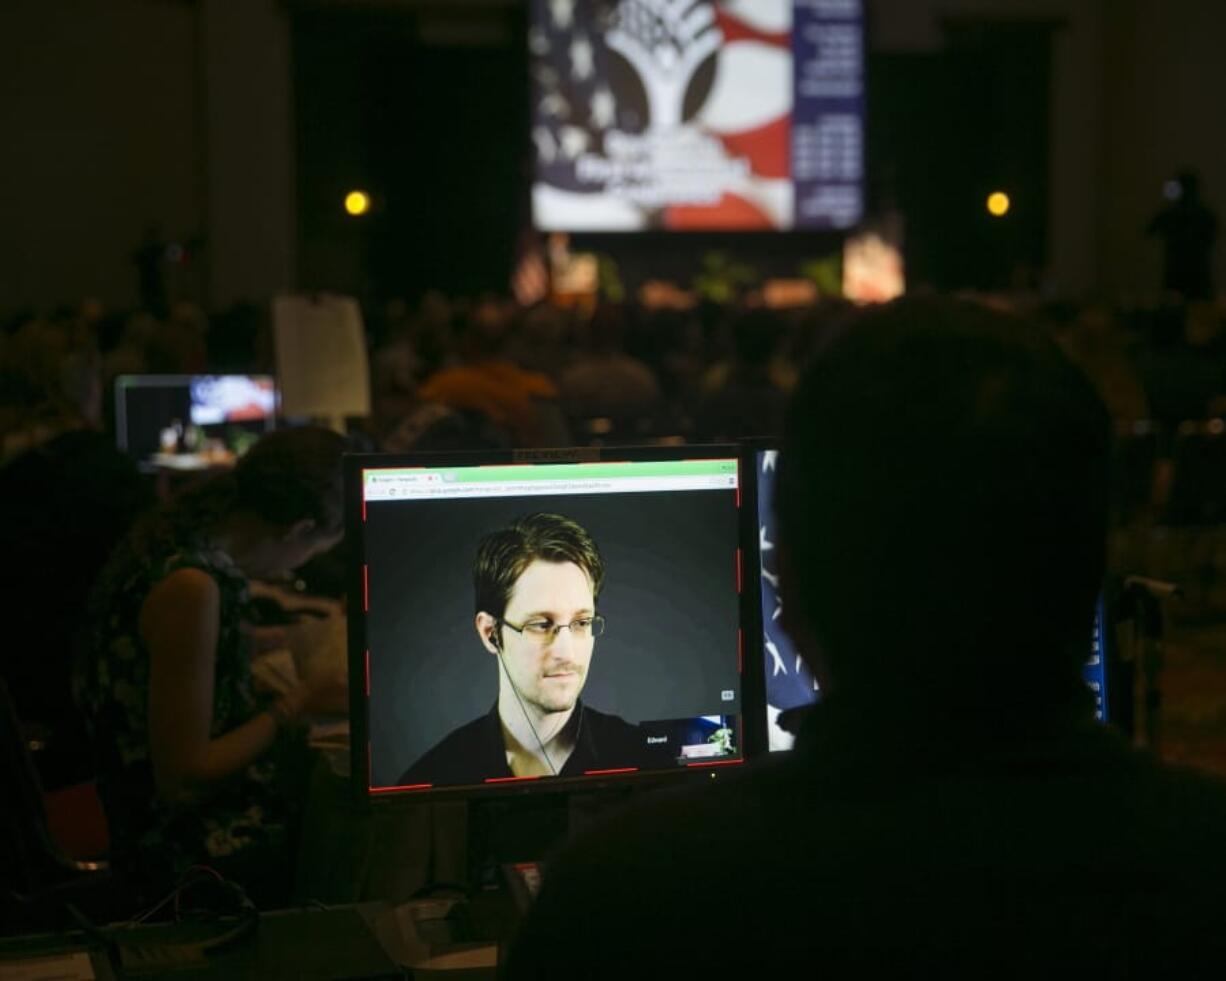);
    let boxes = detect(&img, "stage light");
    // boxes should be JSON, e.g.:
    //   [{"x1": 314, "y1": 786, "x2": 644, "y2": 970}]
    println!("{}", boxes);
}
[
  {"x1": 344, "y1": 190, "x2": 371, "y2": 216},
  {"x1": 987, "y1": 191, "x2": 1011, "y2": 217}
]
